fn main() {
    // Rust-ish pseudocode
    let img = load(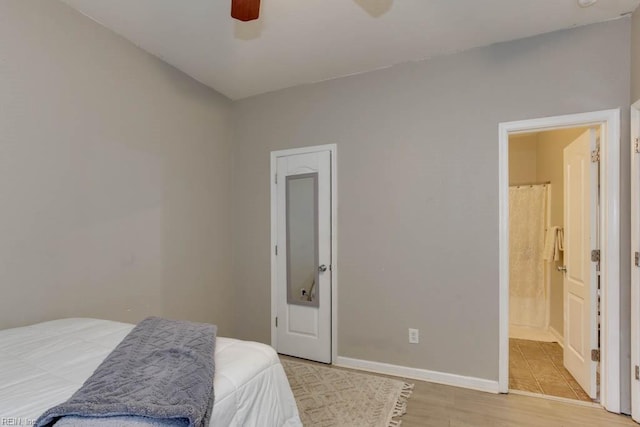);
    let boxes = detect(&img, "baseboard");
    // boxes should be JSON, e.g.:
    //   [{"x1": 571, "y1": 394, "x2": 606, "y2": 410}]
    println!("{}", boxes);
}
[
  {"x1": 334, "y1": 356, "x2": 500, "y2": 394},
  {"x1": 549, "y1": 326, "x2": 564, "y2": 348}
]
